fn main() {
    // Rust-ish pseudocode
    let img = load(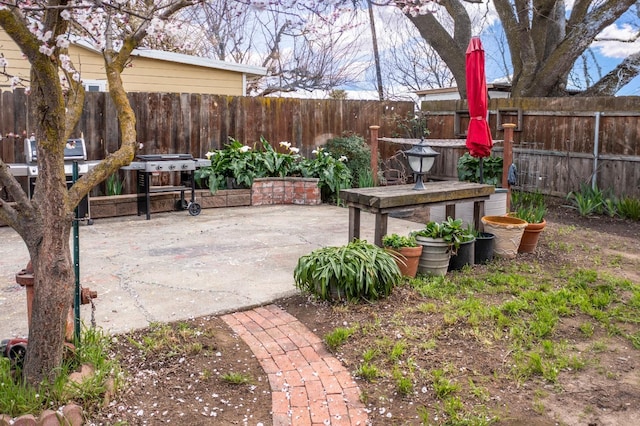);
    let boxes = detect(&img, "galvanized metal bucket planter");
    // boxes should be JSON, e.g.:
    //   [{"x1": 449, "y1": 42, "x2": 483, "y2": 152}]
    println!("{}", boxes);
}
[{"x1": 415, "y1": 236, "x2": 451, "y2": 276}]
